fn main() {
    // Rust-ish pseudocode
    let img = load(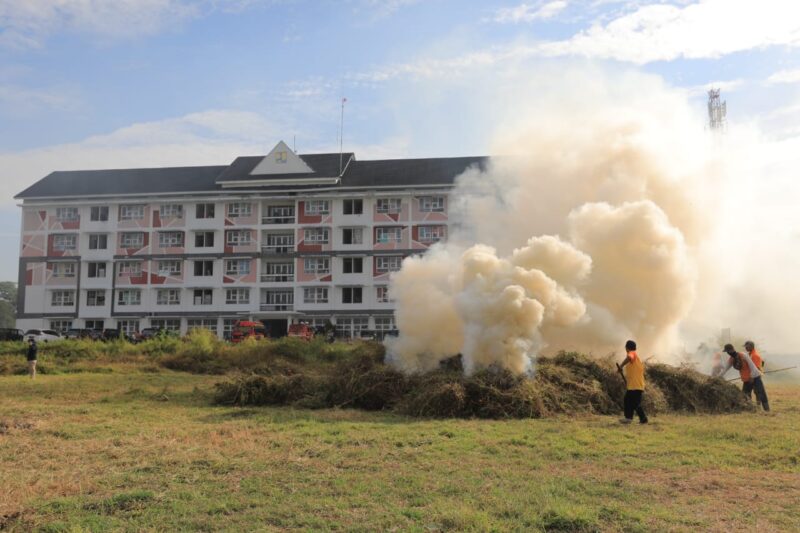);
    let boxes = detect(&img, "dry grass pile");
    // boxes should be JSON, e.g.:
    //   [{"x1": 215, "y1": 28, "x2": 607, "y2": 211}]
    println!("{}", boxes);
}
[{"x1": 214, "y1": 348, "x2": 752, "y2": 418}]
